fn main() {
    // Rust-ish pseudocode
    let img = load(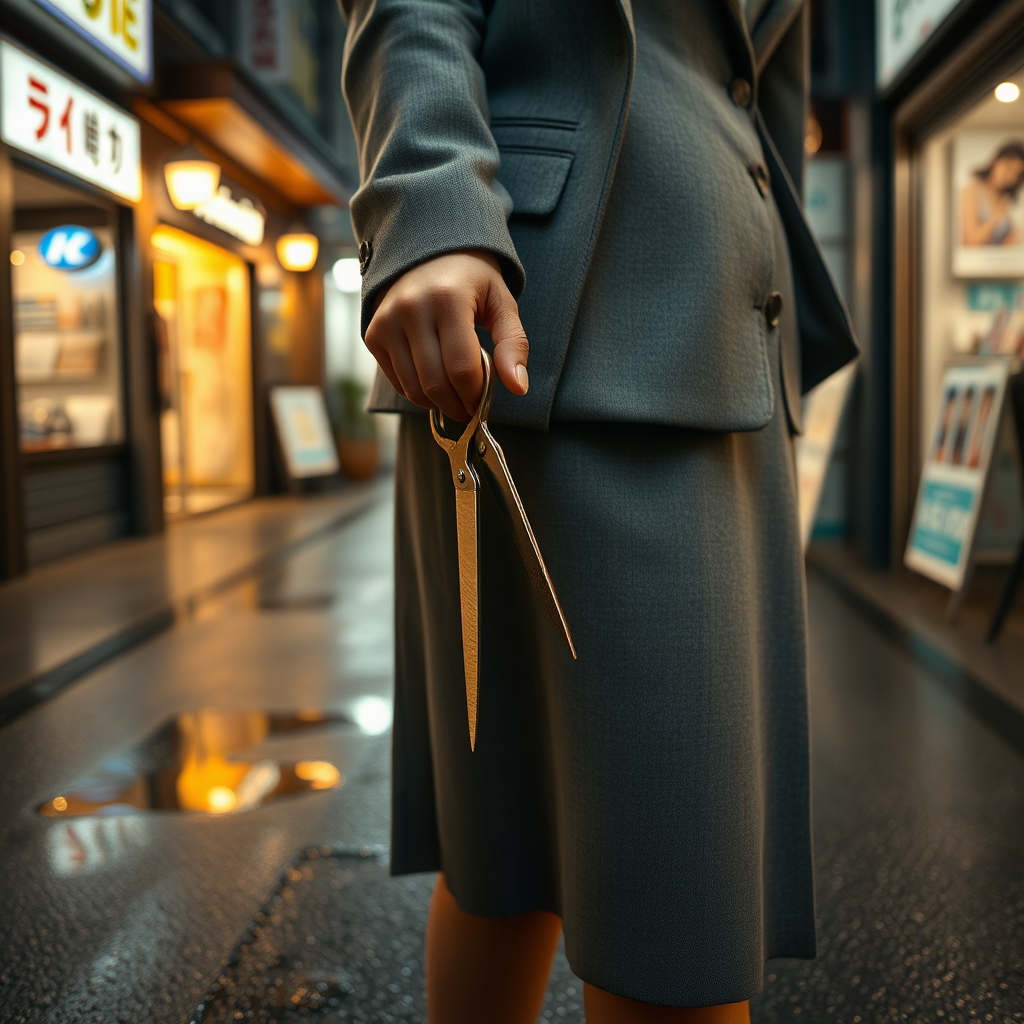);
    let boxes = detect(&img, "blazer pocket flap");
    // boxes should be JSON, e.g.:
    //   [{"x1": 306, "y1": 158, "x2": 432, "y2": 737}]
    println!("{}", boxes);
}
[{"x1": 497, "y1": 148, "x2": 574, "y2": 218}]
